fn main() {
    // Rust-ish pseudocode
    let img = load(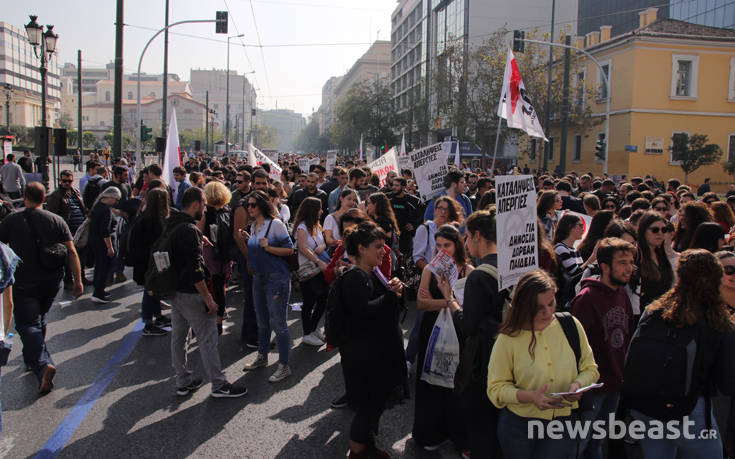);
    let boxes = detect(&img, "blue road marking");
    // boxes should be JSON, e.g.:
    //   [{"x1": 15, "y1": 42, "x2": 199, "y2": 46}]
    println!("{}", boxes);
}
[{"x1": 34, "y1": 319, "x2": 145, "y2": 458}]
